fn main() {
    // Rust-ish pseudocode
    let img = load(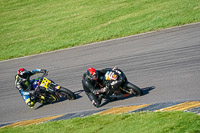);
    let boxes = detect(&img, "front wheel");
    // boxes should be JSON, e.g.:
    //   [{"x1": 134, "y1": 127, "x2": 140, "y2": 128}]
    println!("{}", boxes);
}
[
  {"x1": 124, "y1": 82, "x2": 142, "y2": 96},
  {"x1": 58, "y1": 87, "x2": 76, "y2": 100}
]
